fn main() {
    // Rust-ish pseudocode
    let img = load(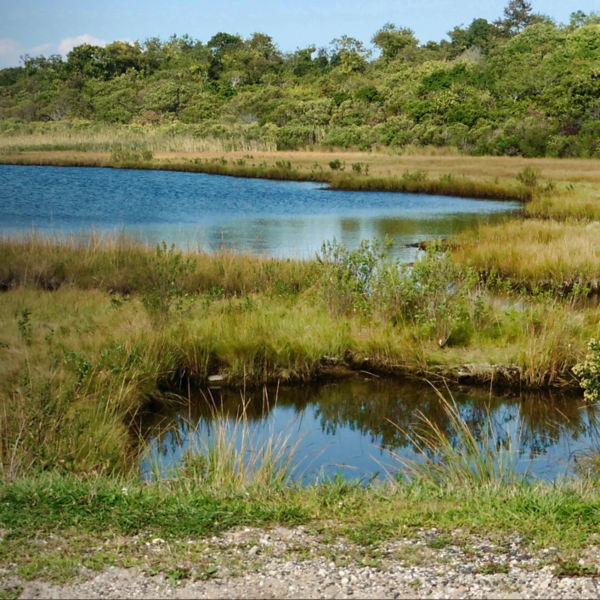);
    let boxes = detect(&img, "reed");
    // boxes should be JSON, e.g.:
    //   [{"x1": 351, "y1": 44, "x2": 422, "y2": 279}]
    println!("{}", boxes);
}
[
  {"x1": 328, "y1": 172, "x2": 532, "y2": 201},
  {"x1": 0, "y1": 233, "x2": 317, "y2": 296},
  {"x1": 0, "y1": 122, "x2": 277, "y2": 154},
  {"x1": 153, "y1": 391, "x2": 302, "y2": 493},
  {"x1": 452, "y1": 220, "x2": 600, "y2": 293},
  {"x1": 386, "y1": 386, "x2": 524, "y2": 488}
]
